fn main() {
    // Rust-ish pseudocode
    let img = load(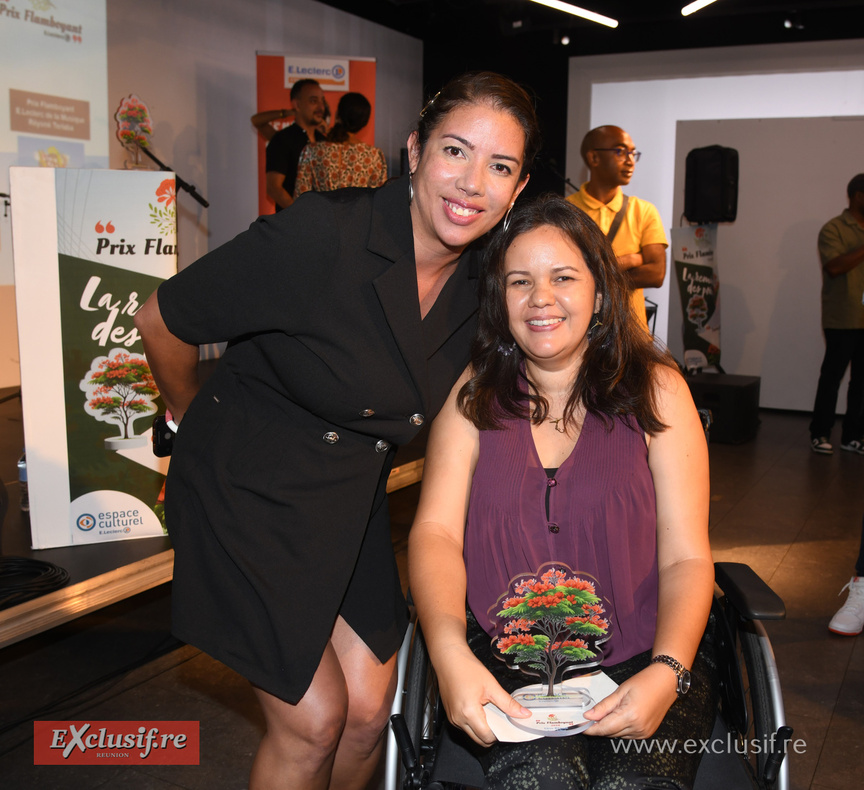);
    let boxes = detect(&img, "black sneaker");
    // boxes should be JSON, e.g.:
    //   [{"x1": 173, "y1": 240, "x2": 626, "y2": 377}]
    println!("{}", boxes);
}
[
  {"x1": 811, "y1": 436, "x2": 833, "y2": 454},
  {"x1": 840, "y1": 439, "x2": 864, "y2": 455}
]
